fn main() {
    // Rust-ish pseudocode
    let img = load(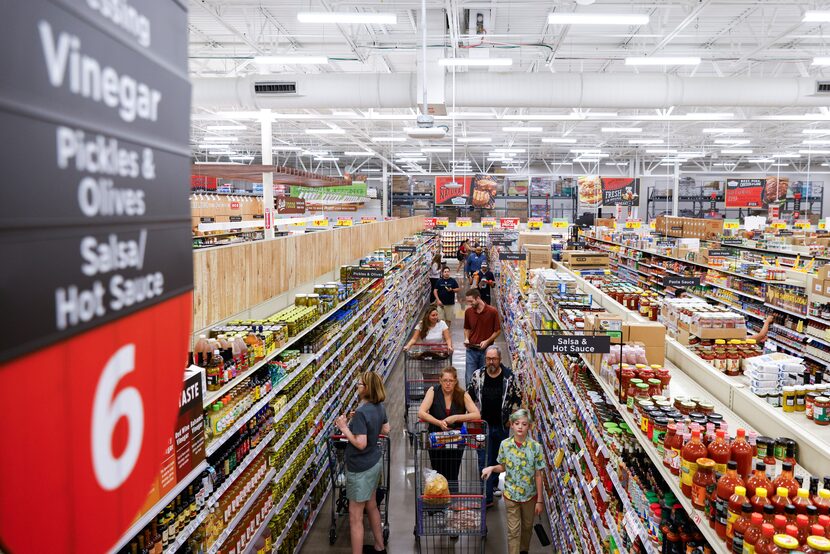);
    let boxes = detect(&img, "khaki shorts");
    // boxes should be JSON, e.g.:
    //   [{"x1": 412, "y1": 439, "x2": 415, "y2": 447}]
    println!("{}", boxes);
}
[
  {"x1": 436, "y1": 303, "x2": 454, "y2": 322},
  {"x1": 346, "y1": 460, "x2": 383, "y2": 502}
]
